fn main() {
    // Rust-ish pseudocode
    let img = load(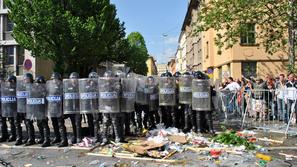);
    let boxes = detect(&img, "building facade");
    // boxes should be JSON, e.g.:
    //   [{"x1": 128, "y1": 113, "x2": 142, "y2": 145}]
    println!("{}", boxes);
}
[
  {"x1": 157, "y1": 63, "x2": 167, "y2": 76},
  {"x1": 146, "y1": 56, "x2": 158, "y2": 76},
  {"x1": 176, "y1": 31, "x2": 187, "y2": 73},
  {"x1": 177, "y1": 0, "x2": 288, "y2": 81},
  {"x1": 0, "y1": 0, "x2": 53, "y2": 78}
]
